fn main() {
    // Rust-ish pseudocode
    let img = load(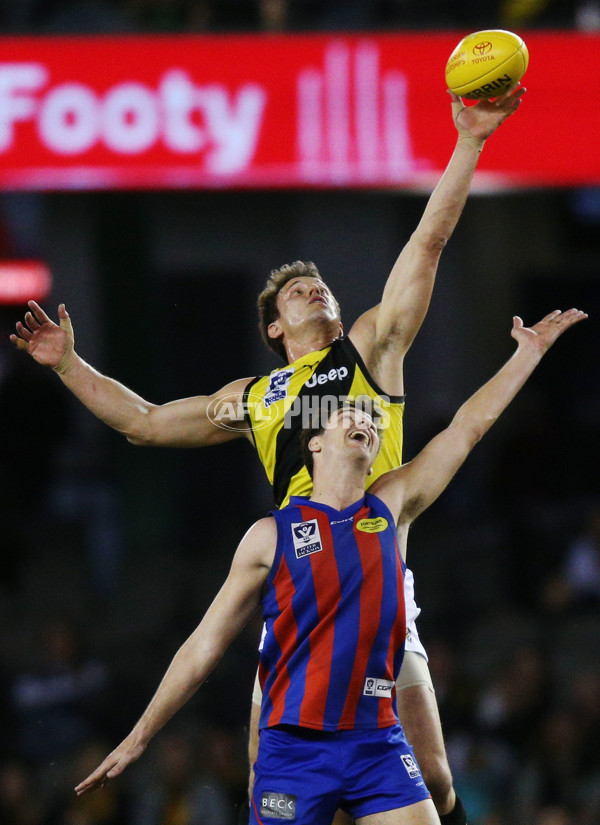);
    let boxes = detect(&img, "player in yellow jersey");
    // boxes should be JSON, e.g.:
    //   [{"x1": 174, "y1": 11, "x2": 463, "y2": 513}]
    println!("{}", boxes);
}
[
  {"x1": 242, "y1": 327, "x2": 405, "y2": 508},
  {"x1": 11, "y1": 88, "x2": 525, "y2": 825}
]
